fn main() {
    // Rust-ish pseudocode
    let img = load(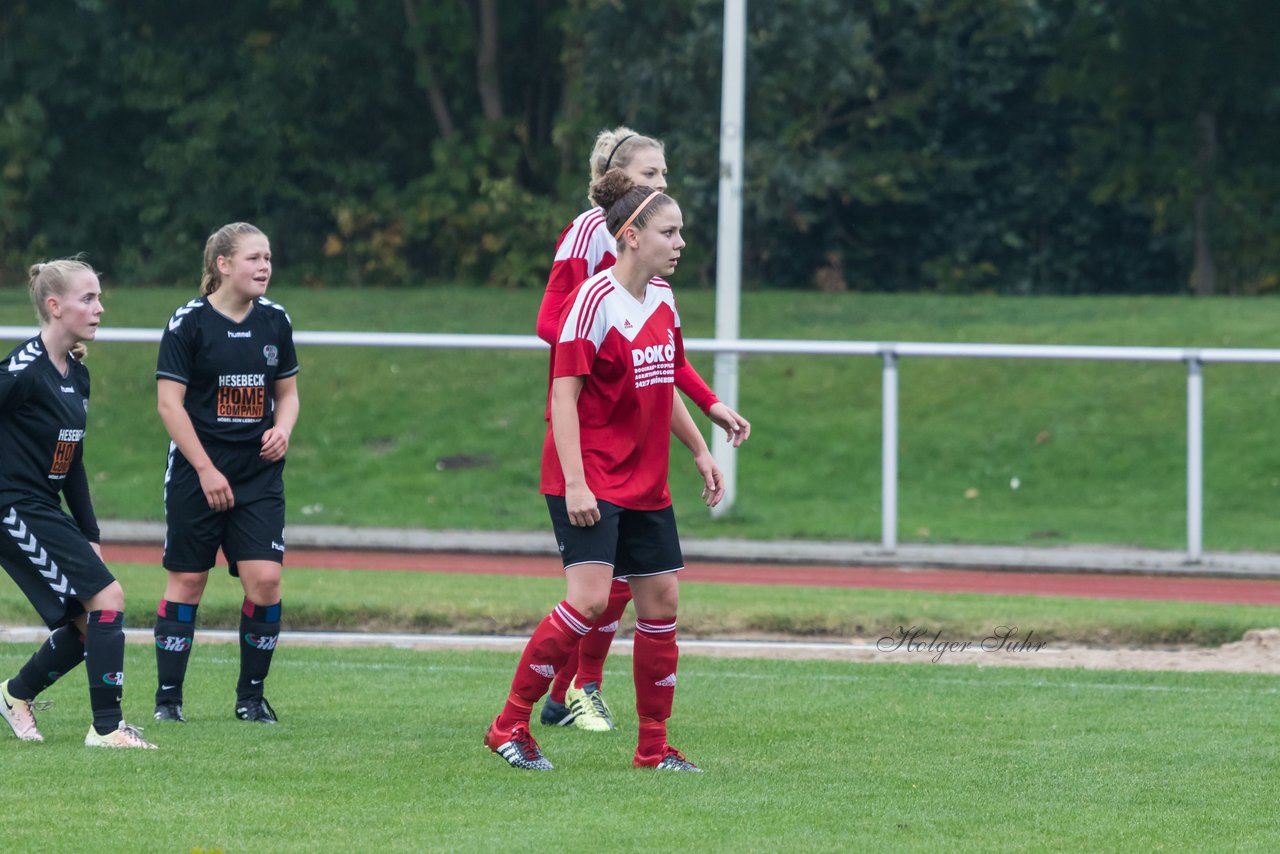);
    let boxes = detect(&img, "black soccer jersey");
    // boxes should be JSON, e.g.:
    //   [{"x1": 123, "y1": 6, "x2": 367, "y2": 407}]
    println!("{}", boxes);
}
[
  {"x1": 156, "y1": 297, "x2": 300, "y2": 445},
  {"x1": 0, "y1": 337, "x2": 92, "y2": 511}
]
